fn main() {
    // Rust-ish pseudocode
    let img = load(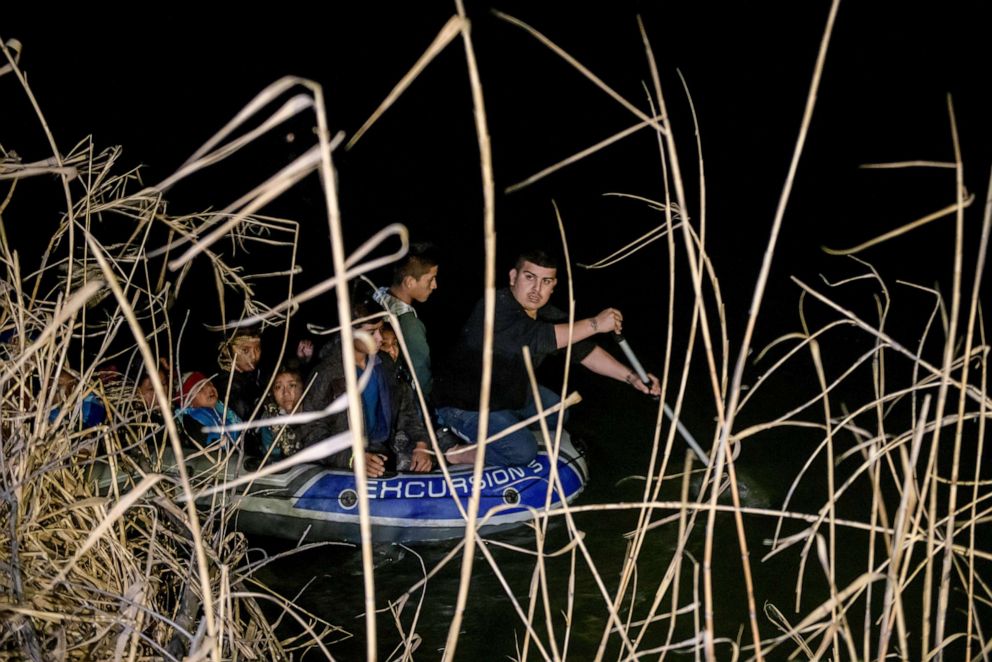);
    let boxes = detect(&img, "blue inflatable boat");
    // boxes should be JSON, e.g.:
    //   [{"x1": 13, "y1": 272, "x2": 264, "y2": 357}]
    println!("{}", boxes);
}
[
  {"x1": 233, "y1": 433, "x2": 587, "y2": 543},
  {"x1": 101, "y1": 432, "x2": 587, "y2": 543}
]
